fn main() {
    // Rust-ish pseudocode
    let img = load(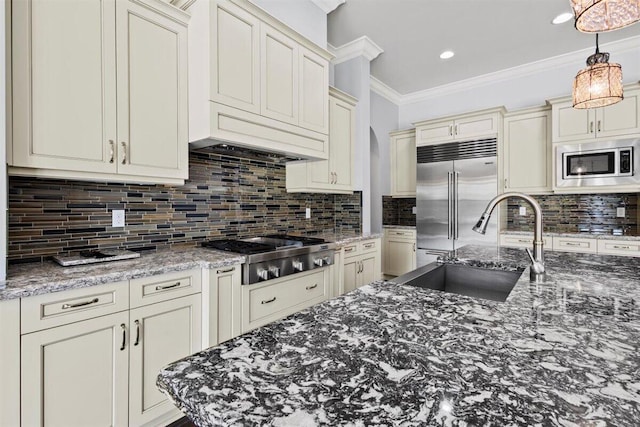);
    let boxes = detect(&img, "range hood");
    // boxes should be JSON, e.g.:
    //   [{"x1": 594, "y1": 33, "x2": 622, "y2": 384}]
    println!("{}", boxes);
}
[{"x1": 186, "y1": 0, "x2": 333, "y2": 161}]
